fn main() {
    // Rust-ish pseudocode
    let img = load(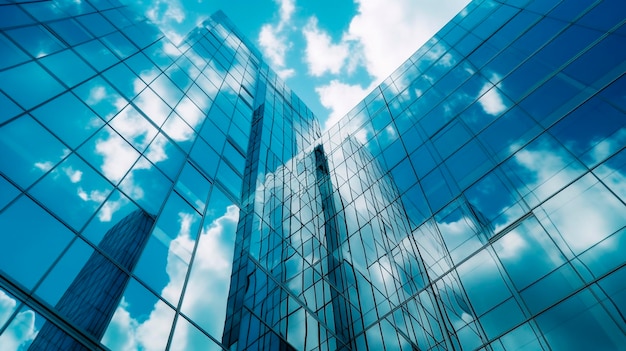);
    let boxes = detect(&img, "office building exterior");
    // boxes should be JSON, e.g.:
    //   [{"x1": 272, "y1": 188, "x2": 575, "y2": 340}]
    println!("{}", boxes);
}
[{"x1": 1, "y1": 0, "x2": 626, "y2": 350}]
